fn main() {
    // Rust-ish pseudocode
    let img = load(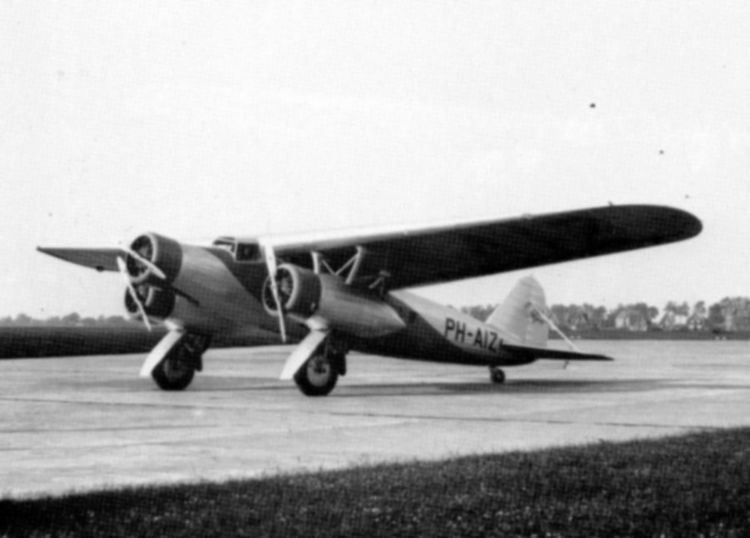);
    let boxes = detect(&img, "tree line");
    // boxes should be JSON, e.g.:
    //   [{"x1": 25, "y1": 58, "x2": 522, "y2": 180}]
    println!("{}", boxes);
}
[
  {"x1": 5, "y1": 296, "x2": 750, "y2": 333},
  {"x1": 462, "y1": 297, "x2": 750, "y2": 333},
  {"x1": 0, "y1": 313, "x2": 137, "y2": 327}
]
